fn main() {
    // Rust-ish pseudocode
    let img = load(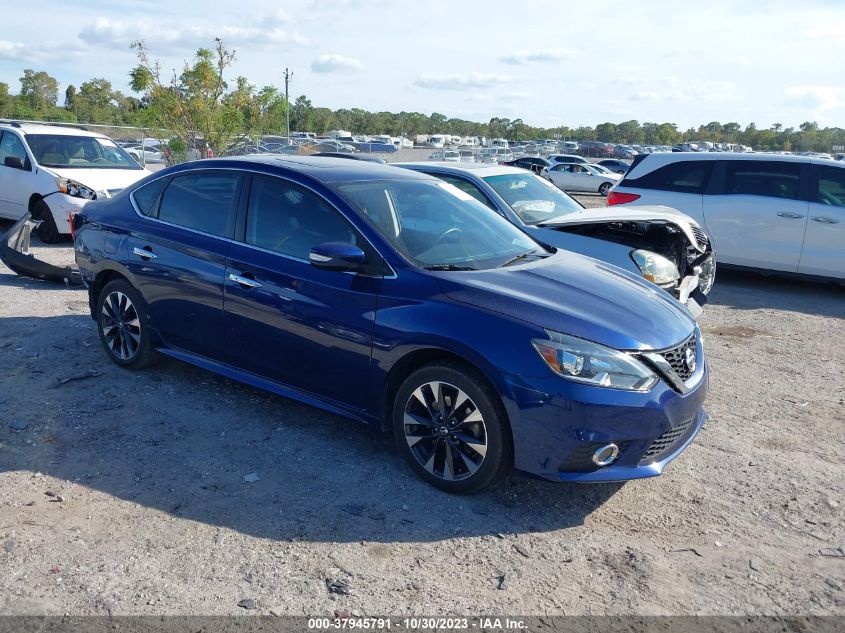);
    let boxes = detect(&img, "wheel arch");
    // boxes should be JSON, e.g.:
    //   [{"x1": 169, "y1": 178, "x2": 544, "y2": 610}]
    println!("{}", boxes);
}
[
  {"x1": 380, "y1": 347, "x2": 514, "y2": 457},
  {"x1": 88, "y1": 268, "x2": 136, "y2": 319}
]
